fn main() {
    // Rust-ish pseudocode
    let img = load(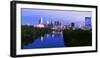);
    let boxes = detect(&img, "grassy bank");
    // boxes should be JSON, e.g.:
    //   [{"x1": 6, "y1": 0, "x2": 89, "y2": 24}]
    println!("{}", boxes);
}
[
  {"x1": 21, "y1": 25, "x2": 52, "y2": 48},
  {"x1": 63, "y1": 29, "x2": 92, "y2": 47}
]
